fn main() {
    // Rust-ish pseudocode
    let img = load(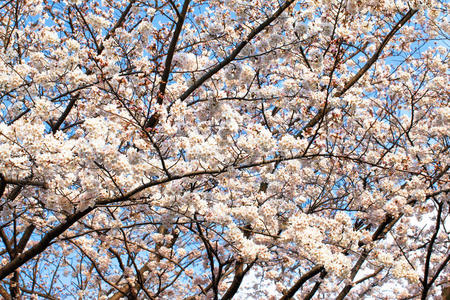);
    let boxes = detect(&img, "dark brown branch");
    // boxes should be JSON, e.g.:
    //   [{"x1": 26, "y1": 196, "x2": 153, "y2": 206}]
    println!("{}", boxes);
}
[
  {"x1": 299, "y1": 45, "x2": 312, "y2": 71},
  {"x1": 0, "y1": 228, "x2": 13, "y2": 258},
  {"x1": 178, "y1": 0, "x2": 296, "y2": 102},
  {"x1": 303, "y1": 270, "x2": 327, "y2": 300},
  {"x1": 96, "y1": 153, "x2": 315, "y2": 206},
  {"x1": 337, "y1": 9, "x2": 418, "y2": 98},
  {"x1": 0, "y1": 285, "x2": 10, "y2": 300},
  {"x1": 19, "y1": 287, "x2": 57, "y2": 300},
  {"x1": 157, "y1": 0, "x2": 190, "y2": 105},
  {"x1": 336, "y1": 211, "x2": 404, "y2": 300},
  {"x1": 0, "y1": 173, "x2": 6, "y2": 199},
  {"x1": 221, "y1": 261, "x2": 255, "y2": 300},
  {"x1": 98, "y1": 0, "x2": 137, "y2": 54},
  {"x1": 7, "y1": 107, "x2": 30, "y2": 125},
  {"x1": 16, "y1": 225, "x2": 35, "y2": 254},
  {"x1": 279, "y1": 265, "x2": 324, "y2": 300},
  {"x1": 51, "y1": 93, "x2": 79, "y2": 133},
  {"x1": 2, "y1": 177, "x2": 47, "y2": 189},
  {"x1": 51, "y1": 0, "x2": 137, "y2": 132},
  {"x1": 428, "y1": 254, "x2": 450, "y2": 292},
  {"x1": 431, "y1": 165, "x2": 449, "y2": 186},
  {"x1": 354, "y1": 267, "x2": 383, "y2": 285},
  {"x1": 421, "y1": 201, "x2": 444, "y2": 300},
  {"x1": 299, "y1": 9, "x2": 418, "y2": 134},
  {"x1": 0, "y1": 207, "x2": 94, "y2": 280},
  {"x1": 144, "y1": 0, "x2": 191, "y2": 128},
  {"x1": 74, "y1": 6, "x2": 101, "y2": 52}
]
